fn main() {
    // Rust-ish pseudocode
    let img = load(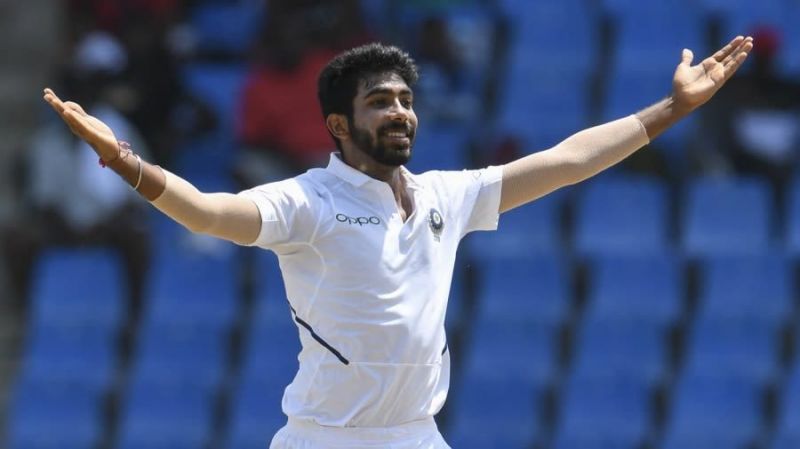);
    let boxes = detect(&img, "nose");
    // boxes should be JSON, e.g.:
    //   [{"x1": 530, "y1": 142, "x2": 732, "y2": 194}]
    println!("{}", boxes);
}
[{"x1": 388, "y1": 99, "x2": 409, "y2": 122}]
